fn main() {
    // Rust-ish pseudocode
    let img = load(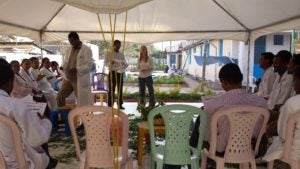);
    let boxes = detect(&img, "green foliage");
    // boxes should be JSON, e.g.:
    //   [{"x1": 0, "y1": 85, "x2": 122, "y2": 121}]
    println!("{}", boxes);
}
[
  {"x1": 128, "y1": 114, "x2": 143, "y2": 158},
  {"x1": 154, "y1": 64, "x2": 166, "y2": 71},
  {"x1": 123, "y1": 74, "x2": 138, "y2": 83},
  {"x1": 136, "y1": 101, "x2": 165, "y2": 121},
  {"x1": 124, "y1": 74, "x2": 184, "y2": 84},
  {"x1": 154, "y1": 75, "x2": 184, "y2": 84},
  {"x1": 48, "y1": 131, "x2": 86, "y2": 164}
]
